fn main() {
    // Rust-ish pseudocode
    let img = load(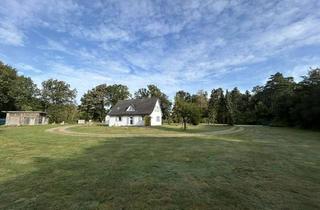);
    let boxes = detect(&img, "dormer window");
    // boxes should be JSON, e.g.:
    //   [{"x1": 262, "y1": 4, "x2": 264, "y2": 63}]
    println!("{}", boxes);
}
[{"x1": 126, "y1": 105, "x2": 135, "y2": 112}]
